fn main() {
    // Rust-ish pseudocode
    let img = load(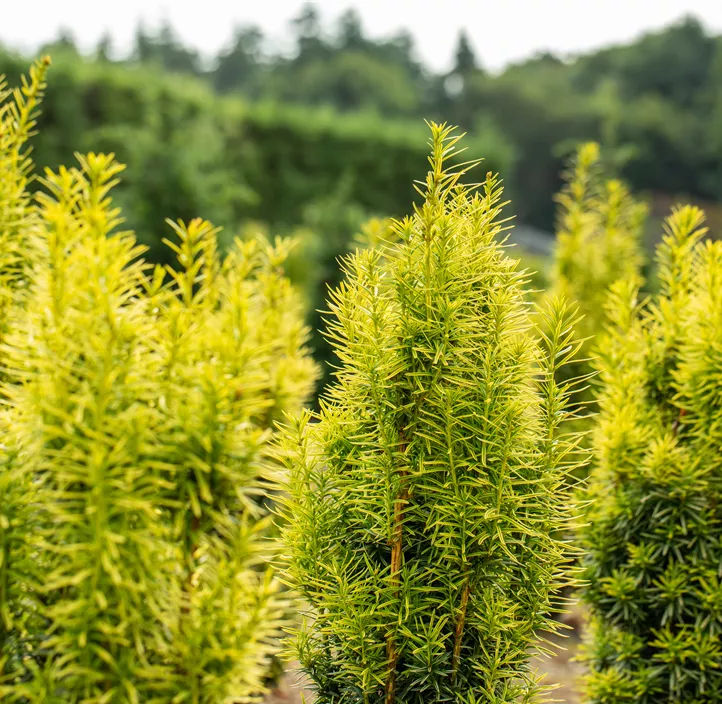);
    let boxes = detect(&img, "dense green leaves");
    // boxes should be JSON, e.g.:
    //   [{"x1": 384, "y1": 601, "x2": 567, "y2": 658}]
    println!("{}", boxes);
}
[
  {"x1": 581, "y1": 205, "x2": 722, "y2": 703},
  {"x1": 278, "y1": 124, "x2": 585, "y2": 703},
  {"x1": 8, "y1": 12, "x2": 722, "y2": 240}
]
